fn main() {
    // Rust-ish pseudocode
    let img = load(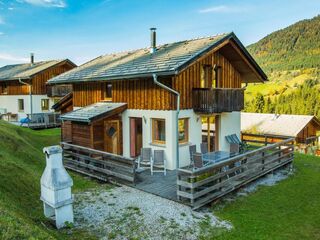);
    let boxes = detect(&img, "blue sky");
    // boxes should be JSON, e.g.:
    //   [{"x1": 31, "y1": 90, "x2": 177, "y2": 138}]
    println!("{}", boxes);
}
[{"x1": 0, "y1": 0, "x2": 319, "y2": 66}]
